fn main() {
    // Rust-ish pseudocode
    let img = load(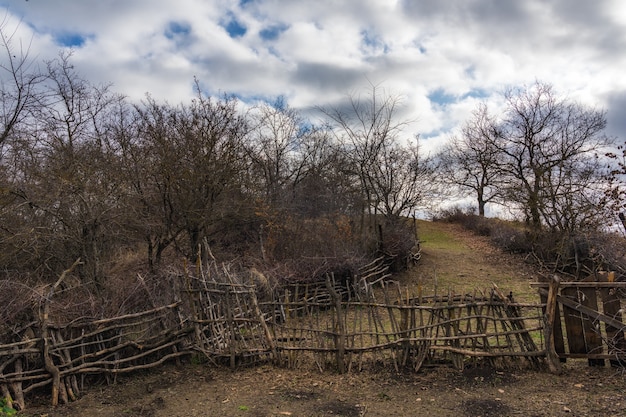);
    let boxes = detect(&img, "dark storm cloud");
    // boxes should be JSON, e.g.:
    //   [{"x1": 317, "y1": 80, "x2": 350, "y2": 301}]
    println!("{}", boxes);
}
[
  {"x1": 606, "y1": 91, "x2": 626, "y2": 140},
  {"x1": 290, "y1": 62, "x2": 365, "y2": 94},
  {"x1": 1, "y1": 0, "x2": 624, "y2": 145}
]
